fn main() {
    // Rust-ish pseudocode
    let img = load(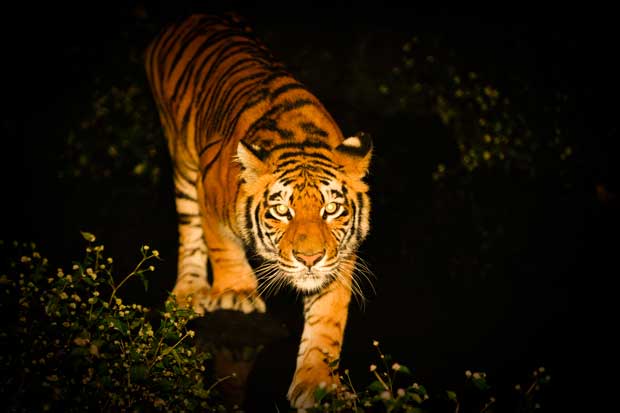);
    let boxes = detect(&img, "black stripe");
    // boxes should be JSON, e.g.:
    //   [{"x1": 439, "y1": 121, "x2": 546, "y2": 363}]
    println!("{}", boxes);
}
[
  {"x1": 201, "y1": 53, "x2": 273, "y2": 138},
  {"x1": 272, "y1": 140, "x2": 332, "y2": 153},
  {"x1": 304, "y1": 288, "x2": 331, "y2": 312},
  {"x1": 212, "y1": 71, "x2": 268, "y2": 132},
  {"x1": 268, "y1": 191, "x2": 282, "y2": 201},
  {"x1": 223, "y1": 69, "x2": 294, "y2": 138},
  {"x1": 244, "y1": 196, "x2": 256, "y2": 252},
  {"x1": 299, "y1": 121, "x2": 328, "y2": 137},
  {"x1": 175, "y1": 189, "x2": 197, "y2": 202},
  {"x1": 254, "y1": 118, "x2": 294, "y2": 139},
  {"x1": 341, "y1": 196, "x2": 357, "y2": 247},
  {"x1": 246, "y1": 99, "x2": 314, "y2": 139},
  {"x1": 197, "y1": 138, "x2": 223, "y2": 157},
  {"x1": 356, "y1": 193, "x2": 364, "y2": 243},
  {"x1": 276, "y1": 149, "x2": 332, "y2": 162},
  {"x1": 177, "y1": 212, "x2": 200, "y2": 225},
  {"x1": 177, "y1": 28, "x2": 256, "y2": 97}
]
